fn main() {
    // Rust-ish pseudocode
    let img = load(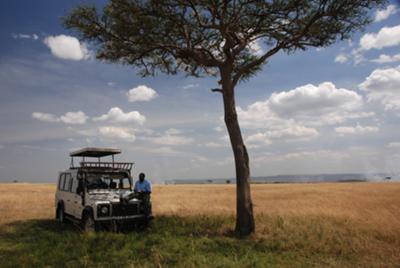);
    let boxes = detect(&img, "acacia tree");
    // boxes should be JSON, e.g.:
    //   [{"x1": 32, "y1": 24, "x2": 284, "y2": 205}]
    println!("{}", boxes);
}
[{"x1": 64, "y1": 0, "x2": 386, "y2": 236}]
